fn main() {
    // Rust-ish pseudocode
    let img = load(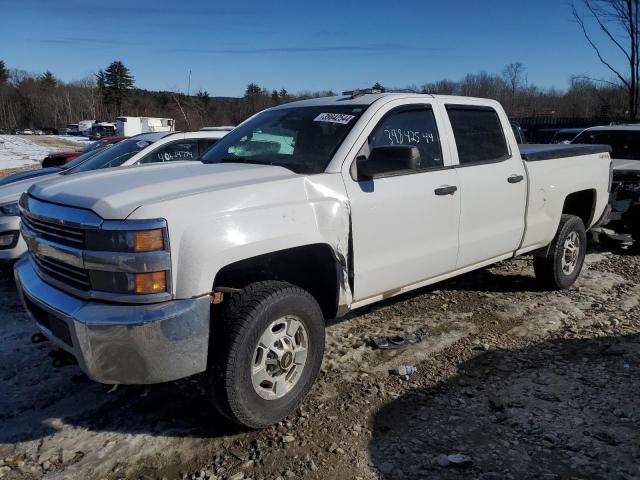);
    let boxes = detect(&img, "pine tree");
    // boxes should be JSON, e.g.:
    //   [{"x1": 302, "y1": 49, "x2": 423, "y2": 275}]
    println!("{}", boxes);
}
[
  {"x1": 0, "y1": 60, "x2": 8, "y2": 85},
  {"x1": 244, "y1": 83, "x2": 262, "y2": 98},
  {"x1": 271, "y1": 89, "x2": 280, "y2": 104},
  {"x1": 372, "y1": 82, "x2": 385, "y2": 92},
  {"x1": 40, "y1": 70, "x2": 57, "y2": 89},
  {"x1": 95, "y1": 69, "x2": 106, "y2": 95},
  {"x1": 103, "y1": 61, "x2": 135, "y2": 114},
  {"x1": 196, "y1": 89, "x2": 210, "y2": 107}
]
